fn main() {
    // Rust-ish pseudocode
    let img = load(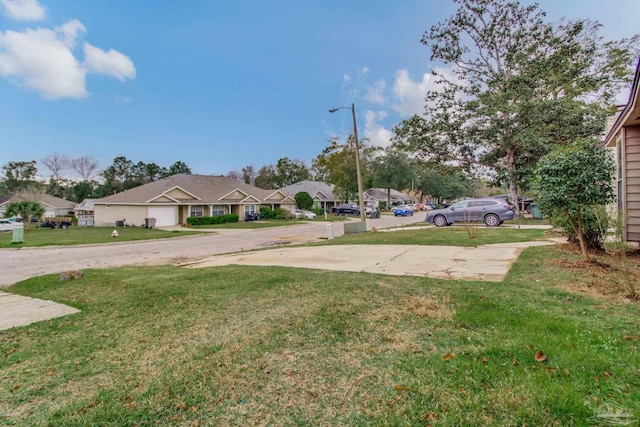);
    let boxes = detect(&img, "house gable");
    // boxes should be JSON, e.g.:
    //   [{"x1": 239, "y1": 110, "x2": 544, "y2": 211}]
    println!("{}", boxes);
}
[
  {"x1": 314, "y1": 191, "x2": 328, "y2": 200},
  {"x1": 264, "y1": 190, "x2": 287, "y2": 202},
  {"x1": 220, "y1": 189, "x2": 249, "y2": 201},
  {"x1": 241, "y1": 195, "x2": 261, "y2": 204},
  {"x1": 148, "y1": 195, "x2": 178, "y2": 203}
]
